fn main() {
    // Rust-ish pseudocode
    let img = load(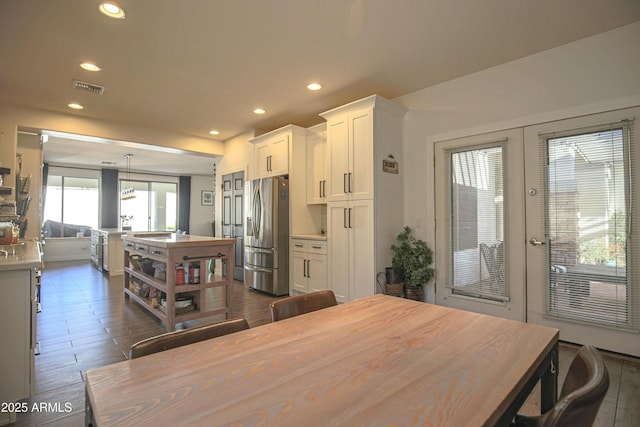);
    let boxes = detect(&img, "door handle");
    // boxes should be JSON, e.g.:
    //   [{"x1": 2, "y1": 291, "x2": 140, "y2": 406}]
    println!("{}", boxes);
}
[
  {"x1": 529, "y1": 238, "x2": 546, "y2": 246},
  {"x1": 343, "y1": 208, "x2": 348, "y2": 228},
  {"x1": 343, "y1": 173, "x2": 348, "y2": 194},
  {"x1": 306, "y1": 259, "x2": 311, "y2": 278},
  {"x1": 348, "y1": 172, "x2": 353, "y2": 193}
]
